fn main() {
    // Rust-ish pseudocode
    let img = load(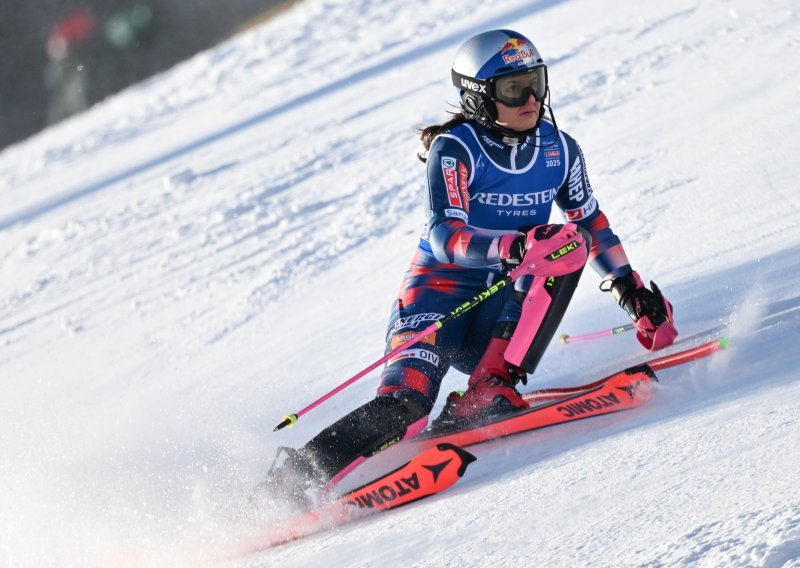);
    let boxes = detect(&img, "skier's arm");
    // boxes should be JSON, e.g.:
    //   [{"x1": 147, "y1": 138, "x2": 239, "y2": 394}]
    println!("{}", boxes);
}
[
  {"x1": 556, "y1": 136, "x2": 677, "y2": 350},
  {"x1": 554, "y1": 139, "x2": 631, "y2": 280},
  {"x1": 425, "y1": 136, "x2": 504, "y2": 269}
]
